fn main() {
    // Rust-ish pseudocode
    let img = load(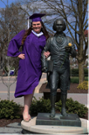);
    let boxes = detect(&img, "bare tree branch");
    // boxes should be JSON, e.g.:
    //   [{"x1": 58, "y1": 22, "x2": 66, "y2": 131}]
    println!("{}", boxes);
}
[{"x1": 0, "y1": 0, "x2": 7, "y2": 6}]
